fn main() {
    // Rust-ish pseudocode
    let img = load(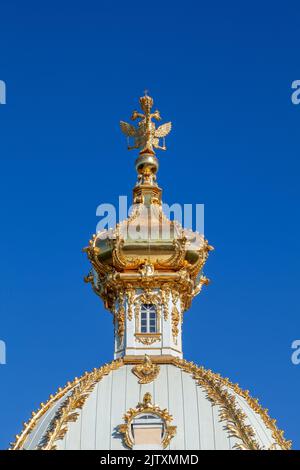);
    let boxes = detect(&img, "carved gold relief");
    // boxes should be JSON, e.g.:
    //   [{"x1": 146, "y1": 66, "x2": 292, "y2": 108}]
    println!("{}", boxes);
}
[
  {"x1": 118, "y1": 393, "x2": 176, "y2": 449},
  {"x1": 116, "y1": 292, "x2": 125, "y2": 343},
  {"x1": 135, "y1": 333, "x2": 161, "y2": 345},
  {"x1": 125, "y1": 287, "x2": 135, "y2": 321},
  {"x1": 161, "y1": 286, "x2": 170, "y2": 320},
  {"x1": 132, "y1": 355, "x2": 160, "y2": 384},
  {"x1": 171, "y1": 290, "x2": 180, "y2": 342}
]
